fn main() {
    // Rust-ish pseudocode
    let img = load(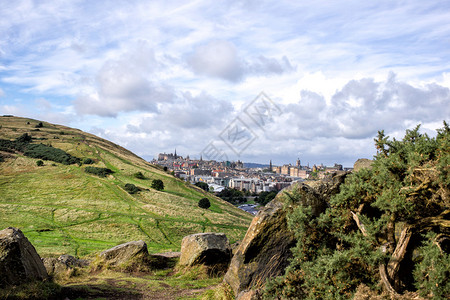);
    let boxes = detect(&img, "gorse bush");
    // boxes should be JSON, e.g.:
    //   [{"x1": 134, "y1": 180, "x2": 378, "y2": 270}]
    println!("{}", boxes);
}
[
  {"x1": 133, "y1": 171, "x2": 146, "y2": 179},
  {"x1": 24, "y1": 144, "x2": 80, "y2": 165},
  {"x1": 264, "y1": 122, "x2": 450, "y2": 299},
  {"x1": 84, "y1": 166, "x2": 114, "y2": 177},
  {"x1": 0, "y1": 133, "x2": 81, "y2": 165},
  {"x1": 151, "y1": 179, "x2": 164, "y2": 191},
  {"x1": 83, "y1": 158, "x2": 94, "y2": 164},
  {"x1": 124, "y1": 183, "x2": 141, "y2": 194}
]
